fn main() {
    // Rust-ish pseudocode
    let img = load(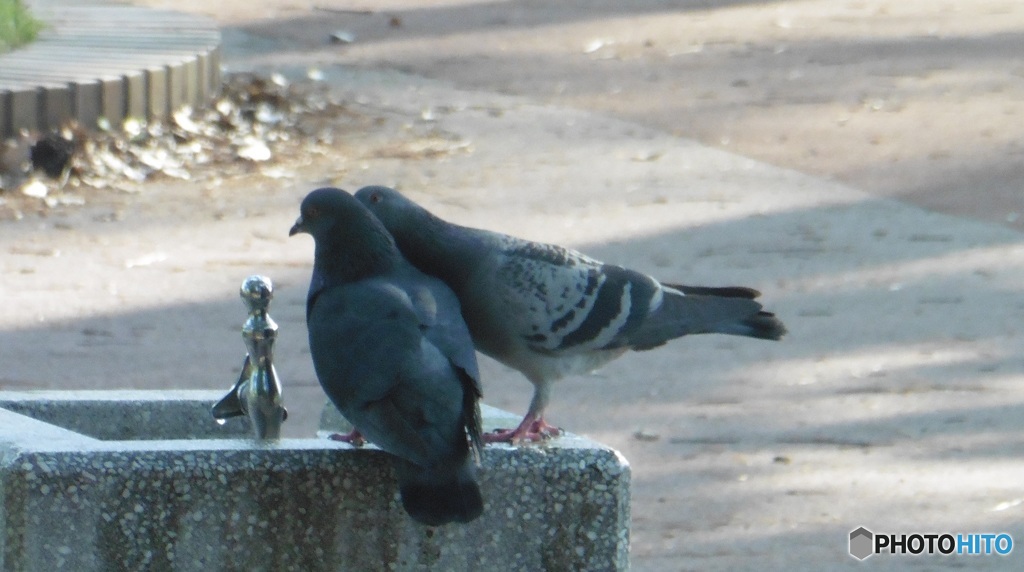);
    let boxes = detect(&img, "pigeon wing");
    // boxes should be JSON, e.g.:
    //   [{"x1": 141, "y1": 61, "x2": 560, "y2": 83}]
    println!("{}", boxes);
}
[
  {"x1": 308, "y1": 280, "x2": 474, "y2": 466},
  {"x1": 393, "y1": 269, "x2": 484, "y2": 458},
  {"x1": 476, "y1": 239, "x2": 663, "y2": 354}
]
